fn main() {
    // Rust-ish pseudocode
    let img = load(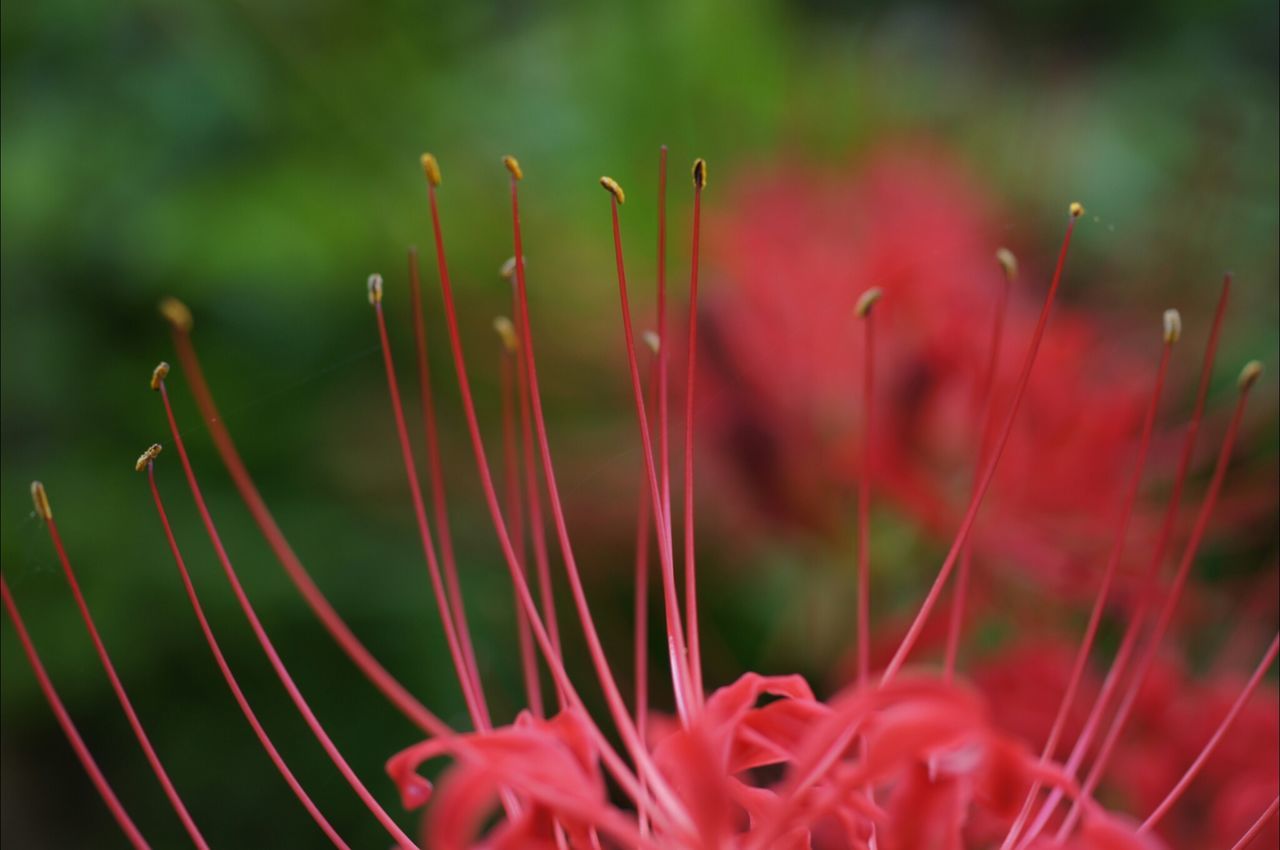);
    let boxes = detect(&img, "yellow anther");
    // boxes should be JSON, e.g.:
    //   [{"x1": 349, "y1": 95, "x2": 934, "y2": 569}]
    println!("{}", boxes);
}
[
  {"x1": 503, "y1": 156, "x2": 523, "y2": 181},
  {"x1": 1162, "y1": 309, "x2": 1182, "y2": 344},
  {"x1": 493, "y1": 316, "x2": 518, "y2": 353},
  {"x1": 600, "y1": 176, "x2": 625, "y2": 205},
  {"x1": 158, "y1": 297, "x2": 194, "y2": 332},
  {"x1": 692, "y1": 158, "x2": 708, "y2": 189},
  {"x1": 367, "y1": 274, "x2": 383, "y2": 305},
  {"x1": 1238, "y1": 360, "x2": 1263, "y2": 391},
  {"x1": 135, "y1": 443, "x2": 163, "y2": 472},
  {"x1": 995, "y1": 248, "x2": 1018, "y2": 282},
  {"x1": 30, "y1": 481, "x2": 52, "y2": 521},
  {"x1": 420, "y1": 153, "x2": 442, "y2": 187},
  {"x1": 1069, "y1": 201, "x2": 1085, "y2": 218},
  {"x1": 150, "y1": 361, "x2": 170, "y2": 391},
  {"x1": 855, "y1": 287, "x2": 884, "y2": 318}
]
